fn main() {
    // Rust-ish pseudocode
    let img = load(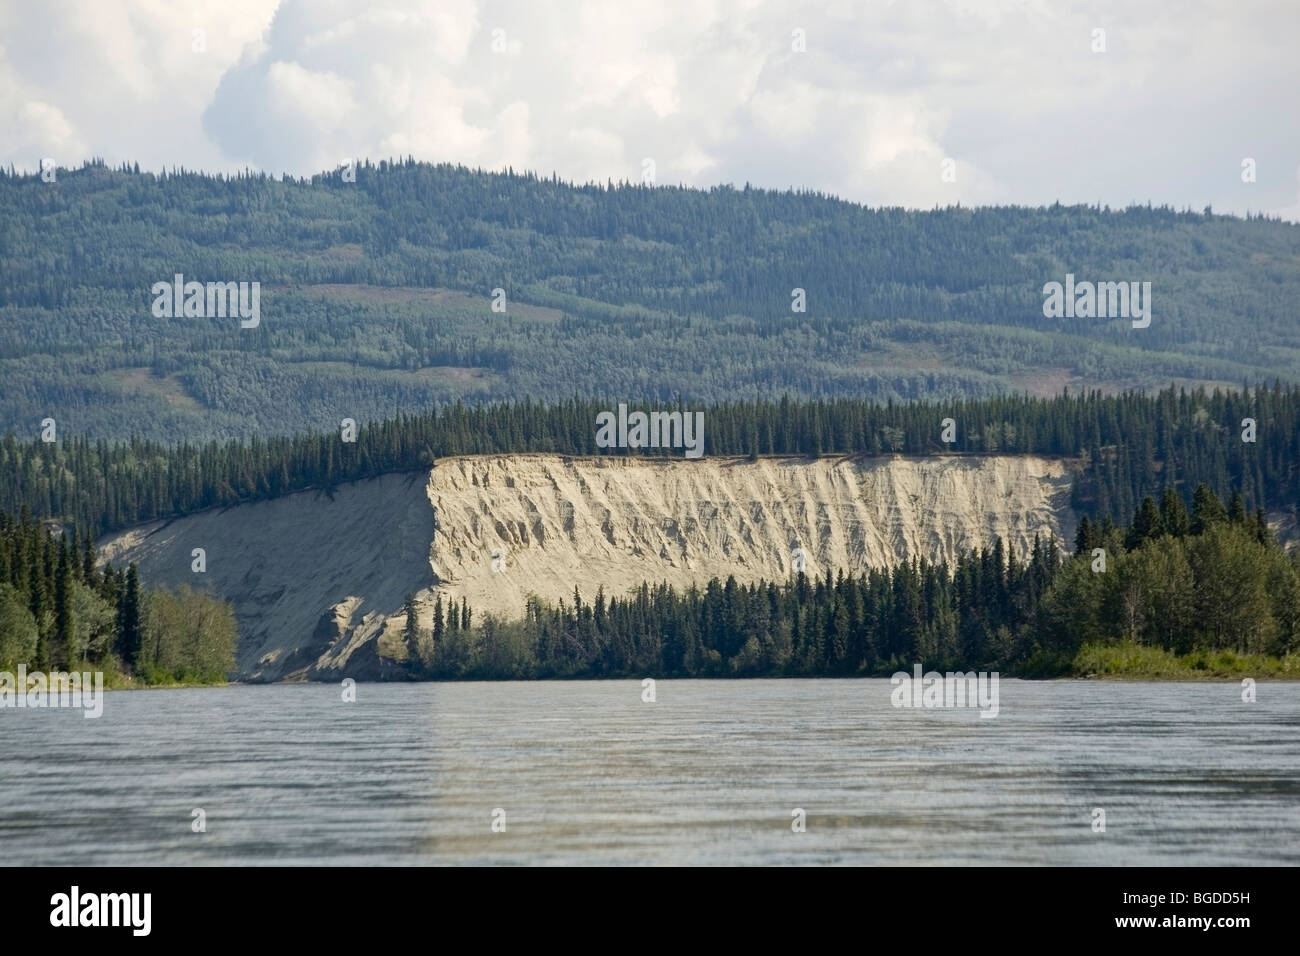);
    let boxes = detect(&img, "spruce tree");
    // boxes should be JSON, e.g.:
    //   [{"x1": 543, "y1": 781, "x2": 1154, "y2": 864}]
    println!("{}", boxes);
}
[
  {"x1": 1227, "y1": 491, "x2": 1247, "y2": 524},
  {"x1": 82, "y1": 531, "x2": 96, "y2": 584},
  {"x1": 1127, "y1": 496, "x2": 1163, "y2": 549},
  {"x1": 1074, "y1": 516, "x2": 1093, "y2": 556},
  {"x1": 1190, "y1": 484, "x2": 1227, "y2": 535},
  {"x1": 1159, "y1": 486, "x2": 1189, "y2": 538},
  {"x1": 403, "y1": 594, "x2": 419, "y2": 656},
  {"x1": 116, "y1": 563, "x2": 143, "y2": 670},
  {"x1": 55, "y1": 543, "x2": 77, "y2": 666}
]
